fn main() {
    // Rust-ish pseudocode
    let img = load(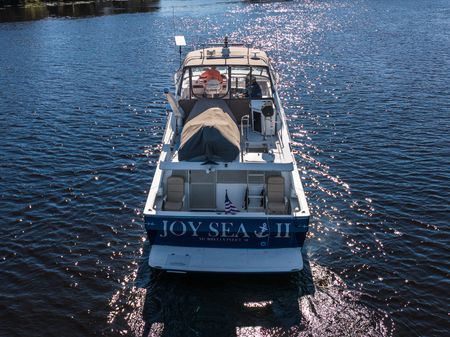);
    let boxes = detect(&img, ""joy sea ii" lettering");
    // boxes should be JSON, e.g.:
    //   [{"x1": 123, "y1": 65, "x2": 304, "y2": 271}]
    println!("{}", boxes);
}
[{"x1": 158, "y1": 221, "x2": 290, "y2": 238}]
